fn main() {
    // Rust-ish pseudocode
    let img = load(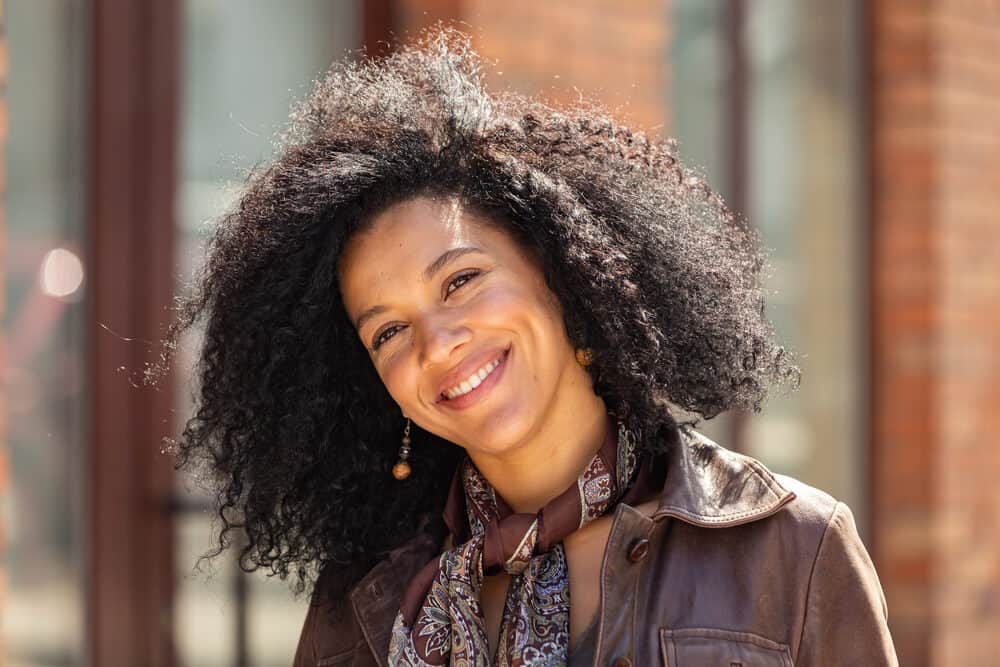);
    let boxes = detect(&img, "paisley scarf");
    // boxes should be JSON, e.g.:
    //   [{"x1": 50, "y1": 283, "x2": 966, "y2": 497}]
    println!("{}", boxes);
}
[{"x1": 387, "y1": 416, "x2": 661, "y2": 666}]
